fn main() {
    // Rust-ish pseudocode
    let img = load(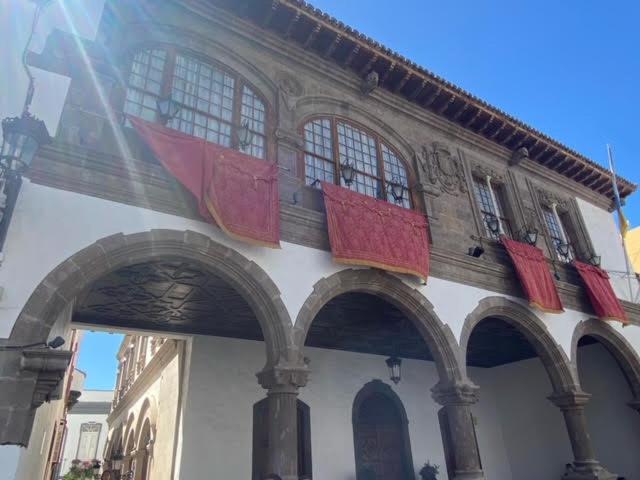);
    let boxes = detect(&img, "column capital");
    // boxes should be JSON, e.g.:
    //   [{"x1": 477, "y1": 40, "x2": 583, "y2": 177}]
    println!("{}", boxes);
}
[
  {"x1": 431, "y1": 381, "x2": 480, "y2": 406},
  {"x1": 548, "y1": 390, "x2": 591, "y2": 410},
  {"x1": 257, "y1": 363, "x2": 309, "y2": 393}
]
